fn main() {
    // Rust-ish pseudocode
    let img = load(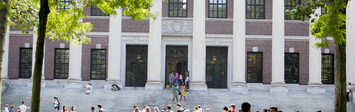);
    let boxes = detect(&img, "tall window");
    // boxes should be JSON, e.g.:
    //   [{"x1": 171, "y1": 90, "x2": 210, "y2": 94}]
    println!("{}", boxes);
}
[
  {"x1": 285, "y1": 53, "x2": 299, "y2": 83},
  {"x1": 322, "y1": 54, "x2": 334, "y2": 84},
  {"x1": 91, "y1": 4, "x2": 109, "y2": 16},
  {"x1": 169, "y1": 0, "x2": 187, "y2": 17},
  {"x1": 19, "y1": 48, "x2": 32, "y2": 78},
  {"x1": 59, "y1": 0, "x2": 70, "y2": 10},
  {"x1": 54, "y1": 48, "x2": 69, "y2": 79},
  {"x1": 208, "y1": 0, "x2": 227, "y2": 18},
  {"x1": 247, "y1": 52, "x2": 263, "y2": 83},
  {"x1": 91, "y1": 49, "x2": 107, "y2": 80},
  {"x1": 246, "y1": 0, "x2": 265, "y2": 19},
  {"x1": 284, "y1": 0, "x2": 301, "y2": 20}
]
